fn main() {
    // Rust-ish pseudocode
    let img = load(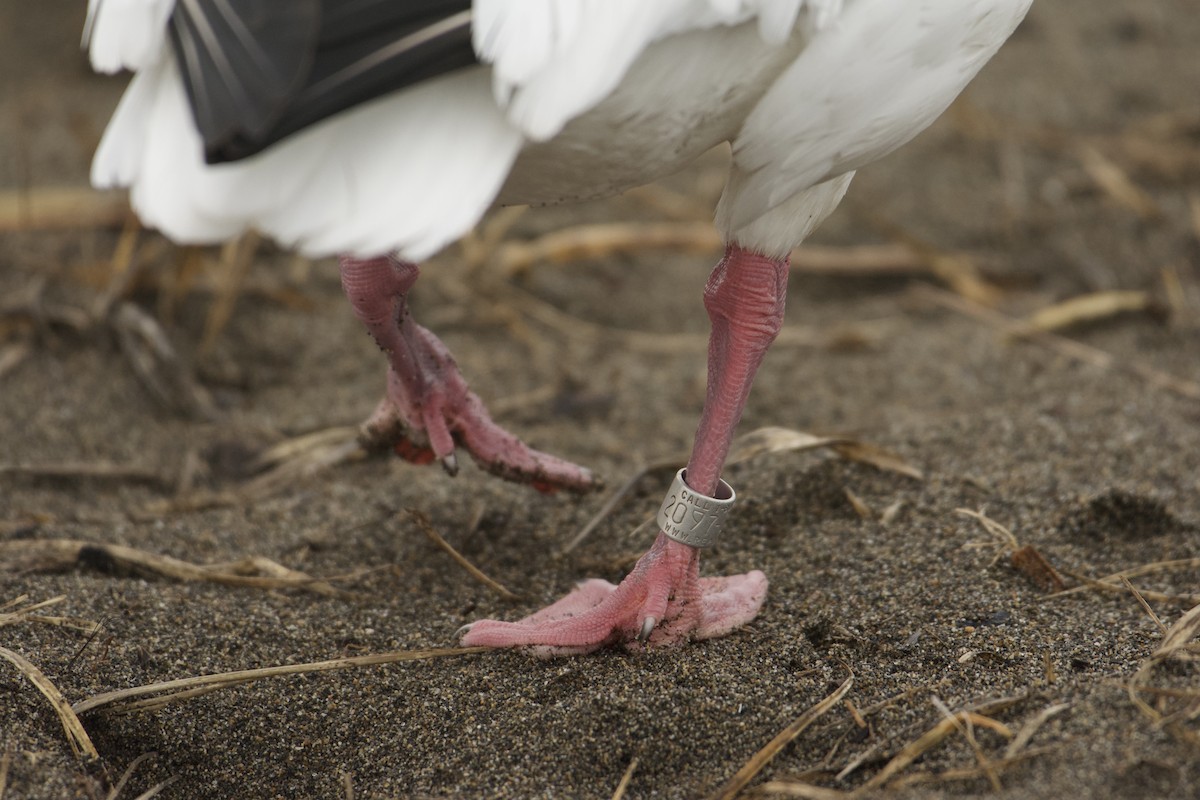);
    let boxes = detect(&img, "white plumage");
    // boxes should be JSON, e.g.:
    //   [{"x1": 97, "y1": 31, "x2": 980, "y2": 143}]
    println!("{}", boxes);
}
[{"x1": 88, "y1": 0, "x2": 1031, "y2": 262}]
